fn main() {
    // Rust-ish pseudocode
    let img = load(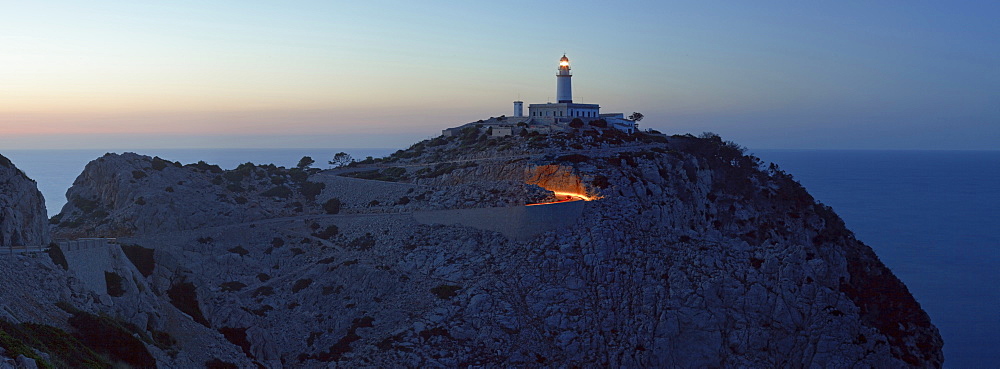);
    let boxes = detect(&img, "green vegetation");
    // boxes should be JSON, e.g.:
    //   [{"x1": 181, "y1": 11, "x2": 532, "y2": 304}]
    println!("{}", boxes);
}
[
  {"x1": 227, "y1": 246, "x2": 249, "y2": 256},
  {"x1": 555, "y1": 154, "x2": 589, "y2": 163},
  {"x1": 0, "y1": 319, "x2": 107, "y2": 369},
  {"x1": 323, "y1": 198, "x2": 342, "y2": 214},
  {"x1": 343, "y1": 167, "x2": 407, "y2": 182},
  {"x1": 205, "y1": 358, "x2": 240, "y2": 369},
  {"x1": 46, "y1": 243, "x2": 68, "y2": 270},
  {"x1": 313, "y1": 225, "x2": 339, "y2": 240},
  {"x1": 291, "y1": 278, "x2": 313, "y2": 293},
  {"x1": 298, "y1": 181, "x2": 325, "y2": 200},
  {"x1": 261, "y1": 185, "x2": 293, "y2": 198},
  {"x1": 150, "y1": 156, "x2": 172, "y2": 170},
  {"x1": 185, "y1": 160, "x2": 223, "y2": 173},
  {"x1": 307, "y1": 316, "x2": 374, "y2": 362},
  {"x1": 65, "y1": 309, "x2": 158, "y2": 368},
  {"x1": 297, "y1": 156, "x2": 315, "y2": 169},
  {"x1": 590, "y1": 175, "x2": 611, "y2": 189},
  {"x1": 430, "y1": 284, "x2": 461, "y2": 300},
  {"x1": 220, "y1": 281, "x2": 247, "y2": 292},
  {"x1": 252, "y1": 286, "x2": 274, "y2": 297},
  {"x1": 347, "y1": 233, "x2": 376, "y2": 250},
  {"x1": 328, "y1": 152, "x2": 354, "y2": 168}
]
